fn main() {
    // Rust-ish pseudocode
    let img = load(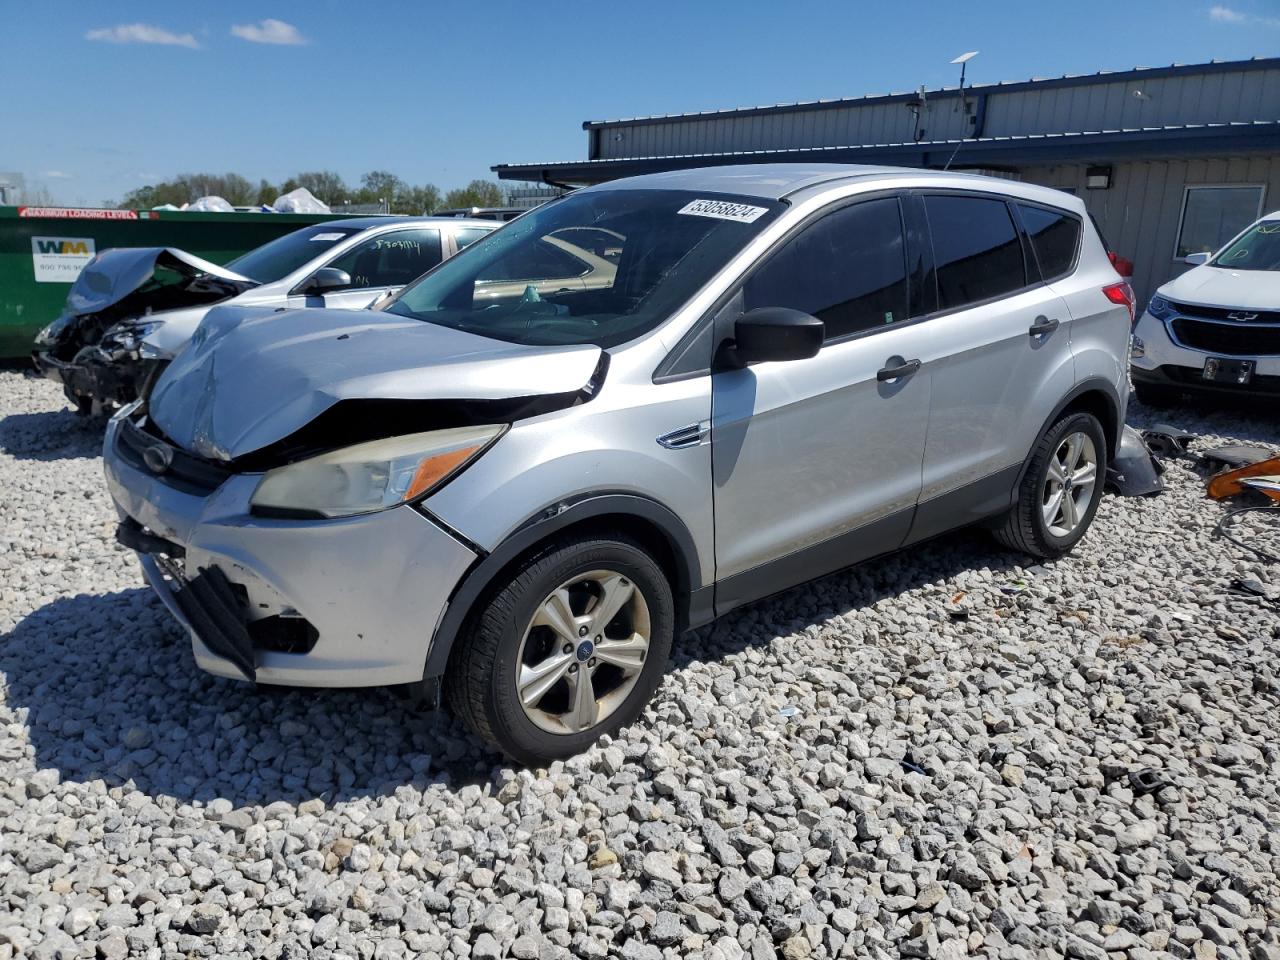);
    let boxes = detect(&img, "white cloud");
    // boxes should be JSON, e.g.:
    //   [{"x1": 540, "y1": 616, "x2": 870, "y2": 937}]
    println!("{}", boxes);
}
[
  {"x1": 1209, "y1": 3, "x2": 1279, "y2": 25},
  {"x1": 86, "y1": 23, "x2": 199, "y2": 48},
  {"x1": 230, "y1": 19, "x2": 306, "y2": 45},
  {"x1": 1209, "y1": 4, "x2": 1247, "y2": 21}
]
